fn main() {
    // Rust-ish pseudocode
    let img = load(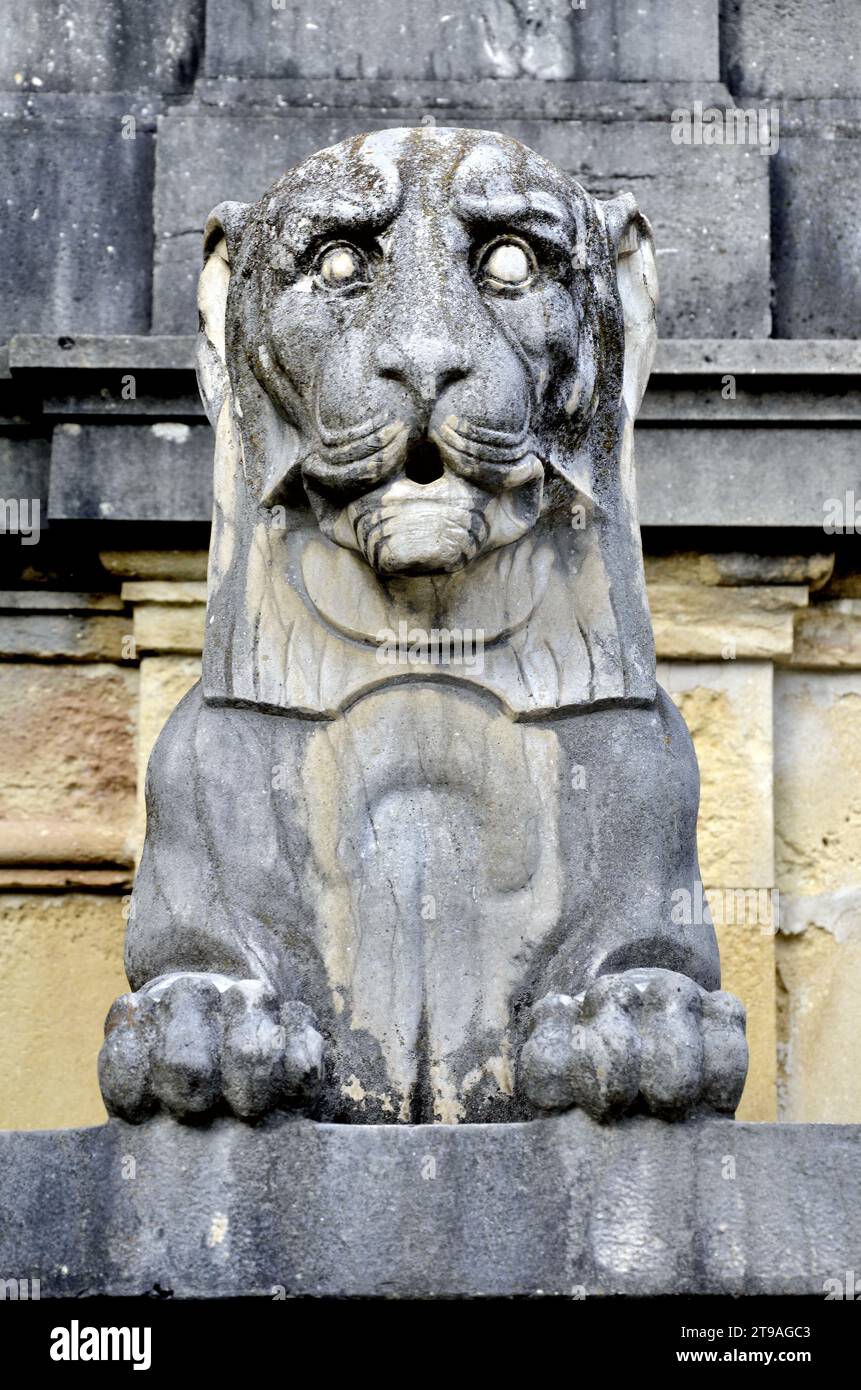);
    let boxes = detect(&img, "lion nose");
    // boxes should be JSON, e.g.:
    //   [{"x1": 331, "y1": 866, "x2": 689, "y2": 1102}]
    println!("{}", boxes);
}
[{"x1": 375, "y1": 337, "x2": 470, "y2": 405}]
